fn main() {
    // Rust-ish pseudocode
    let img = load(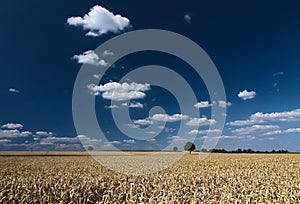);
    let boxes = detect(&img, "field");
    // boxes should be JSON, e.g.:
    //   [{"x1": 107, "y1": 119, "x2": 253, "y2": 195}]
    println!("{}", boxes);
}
[{"x1": 0, "y1": 152, "x2": 300, "y2": 203}]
